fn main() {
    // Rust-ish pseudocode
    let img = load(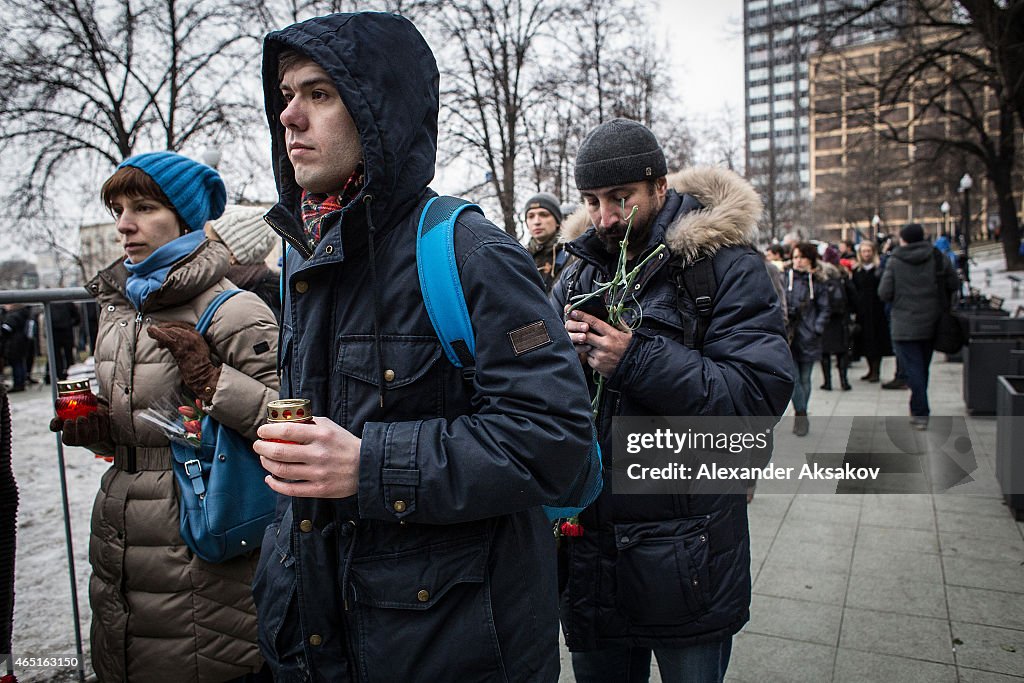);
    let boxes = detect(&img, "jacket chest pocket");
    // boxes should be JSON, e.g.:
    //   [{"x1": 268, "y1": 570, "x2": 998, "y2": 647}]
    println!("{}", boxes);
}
[
  {"x1": 613, "y1": 516, "x2": 711, "y2": 627},
  {"x1": 348, "y1": 536, "x2": 506, "y2": 681},
  {"x1": 630, "y1": 295, "x2": 690, "y2": 347},
  {"x1": 334, "y1": 337, "x2": 444, "y2": 427}
]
